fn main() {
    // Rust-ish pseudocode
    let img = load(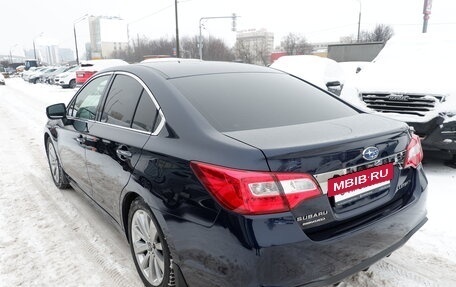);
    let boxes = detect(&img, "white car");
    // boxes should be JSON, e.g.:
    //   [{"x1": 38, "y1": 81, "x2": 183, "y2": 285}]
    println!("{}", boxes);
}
[
  {"x1": 341, "y1": 33, "x2": 456, "y2": 162},
  {"x1": 270, "y1": 55, "x2": 345, "y2": 95},
  {"x1": 55, "y1": 66, "x2": 79, "y2": 89},
  {"x1": 0, "y1": 73, "x2": 5, "y2": 85}
]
